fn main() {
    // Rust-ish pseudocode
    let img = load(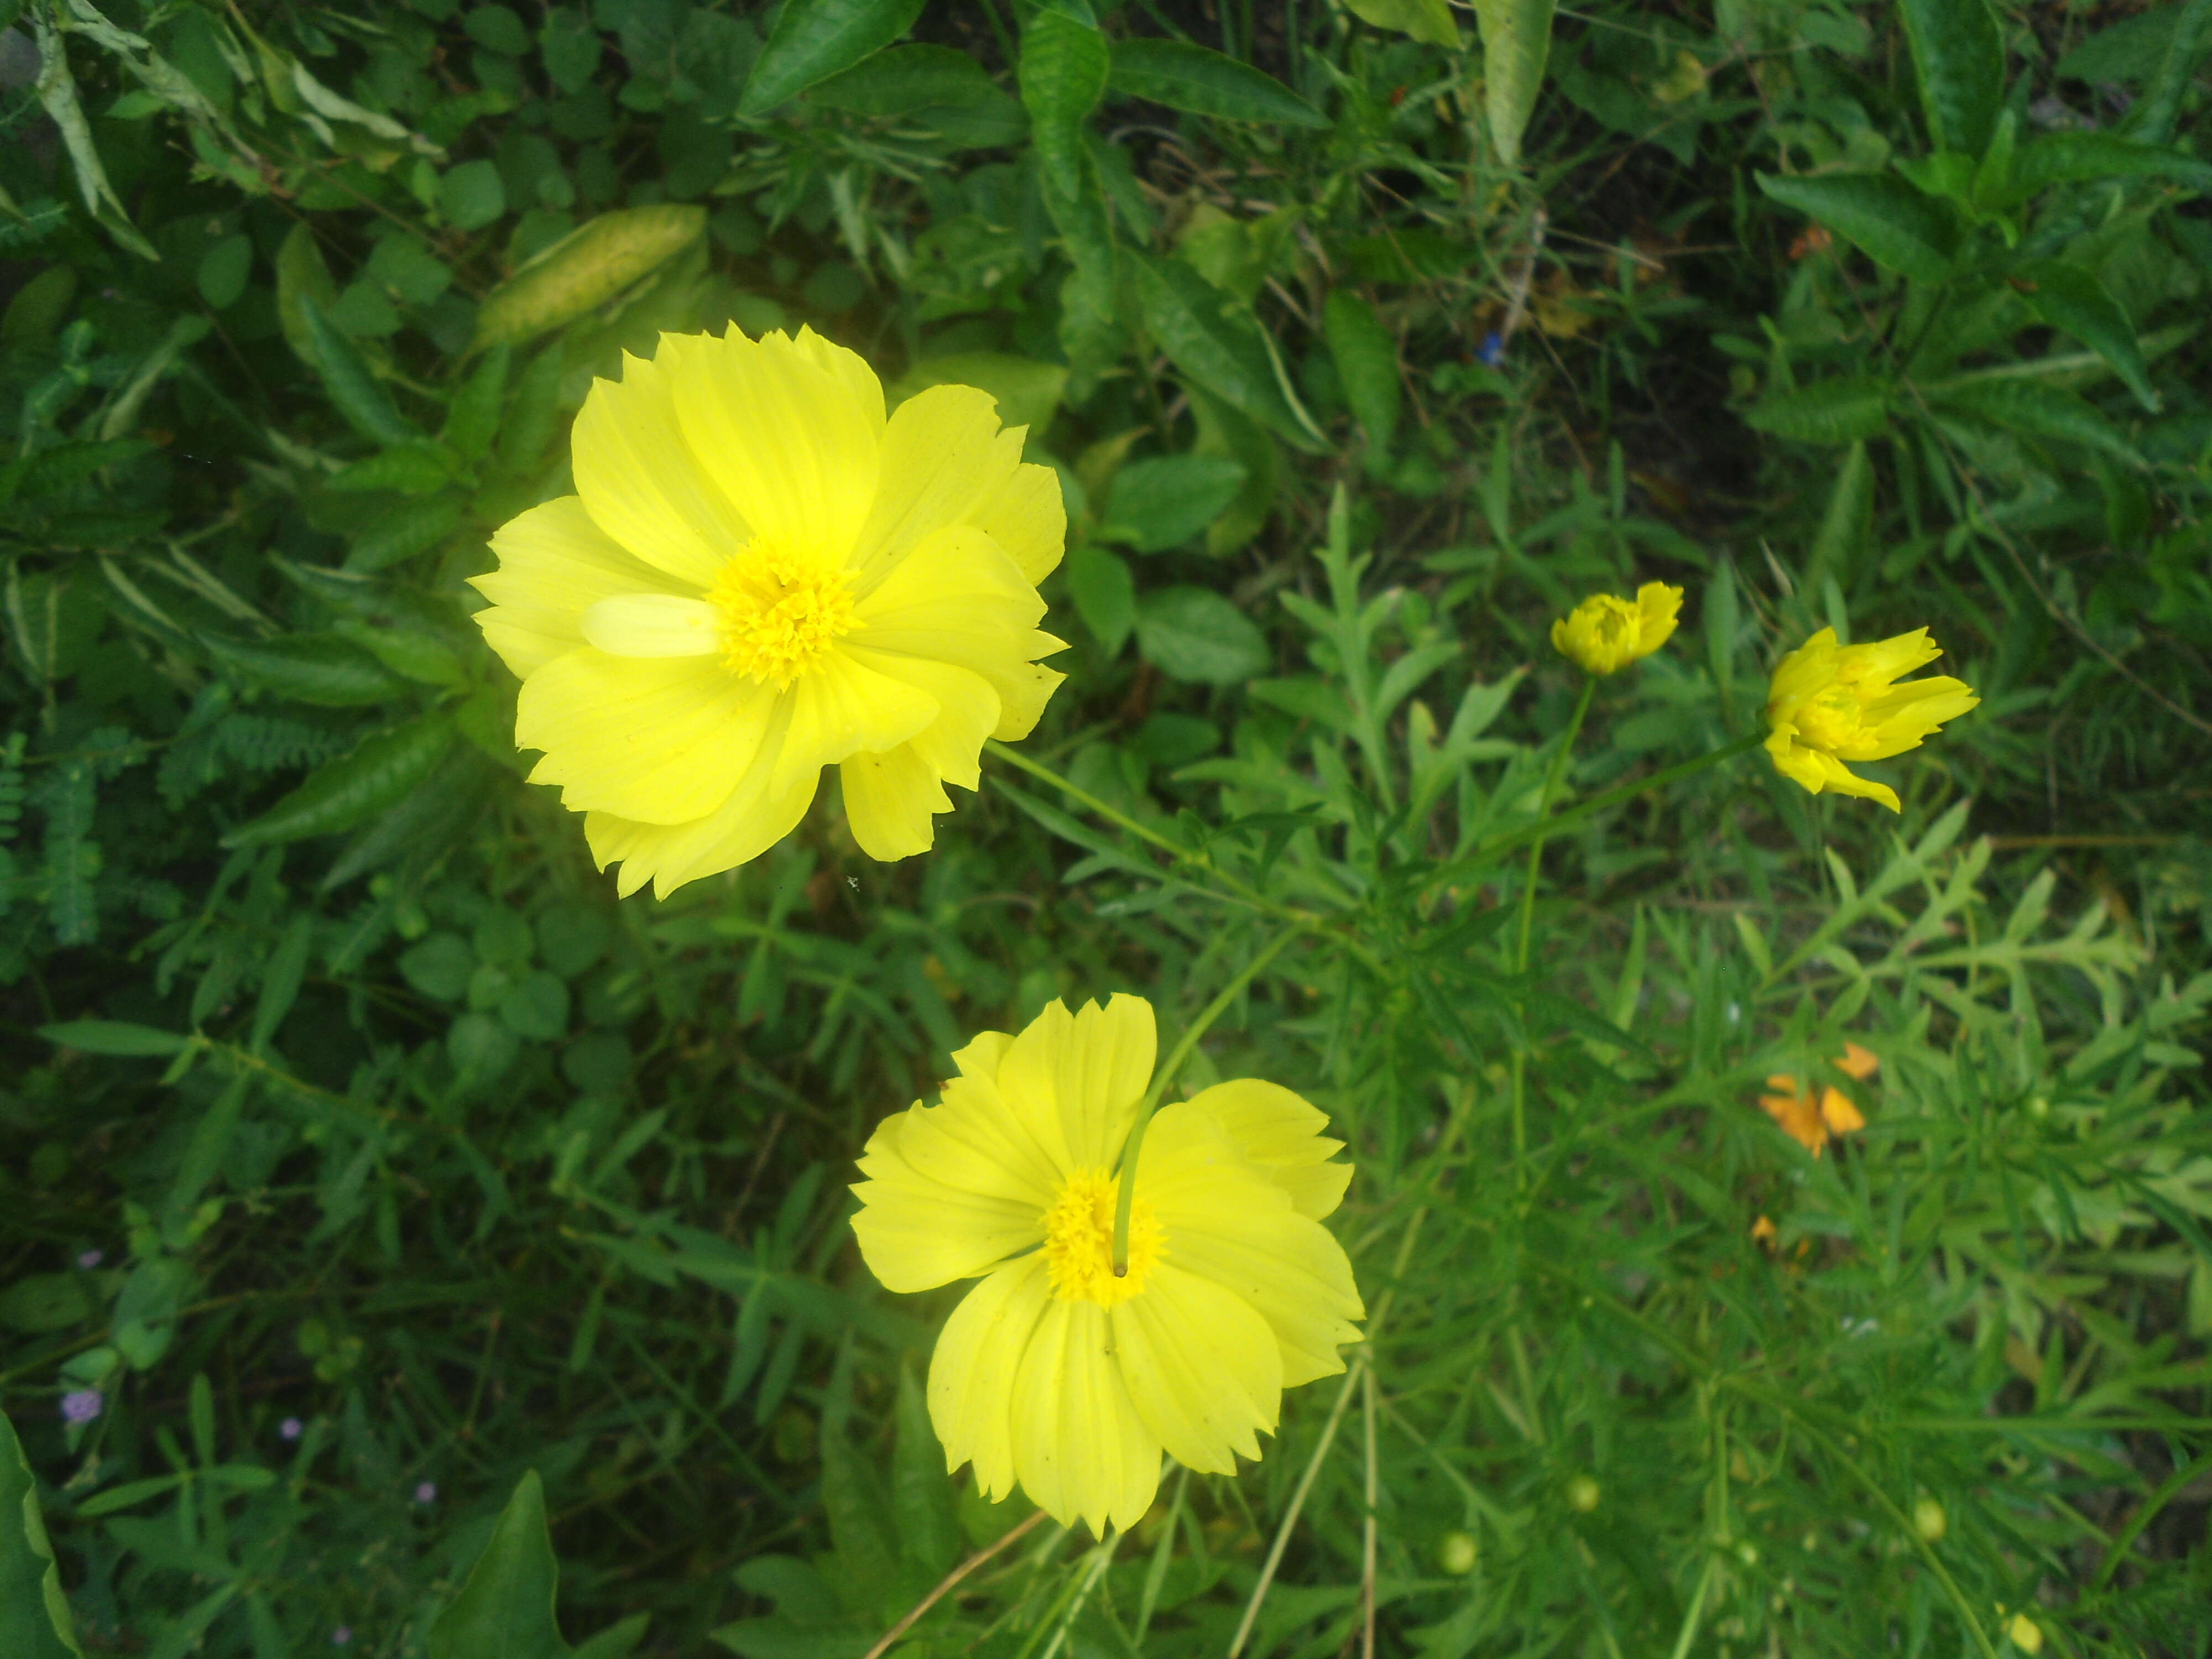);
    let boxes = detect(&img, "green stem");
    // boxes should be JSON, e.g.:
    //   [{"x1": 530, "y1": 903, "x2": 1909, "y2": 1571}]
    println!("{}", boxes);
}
[
  {"x1": 1508, "y1": 676, "x2": 1594, "y2": 1175},
  {"x1": 1111, "y1": 928, "x2": 1300, "y2": 1275},
  {"x1": 1428, "y1": 731, "x2": 1765, "y2": 896}
]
